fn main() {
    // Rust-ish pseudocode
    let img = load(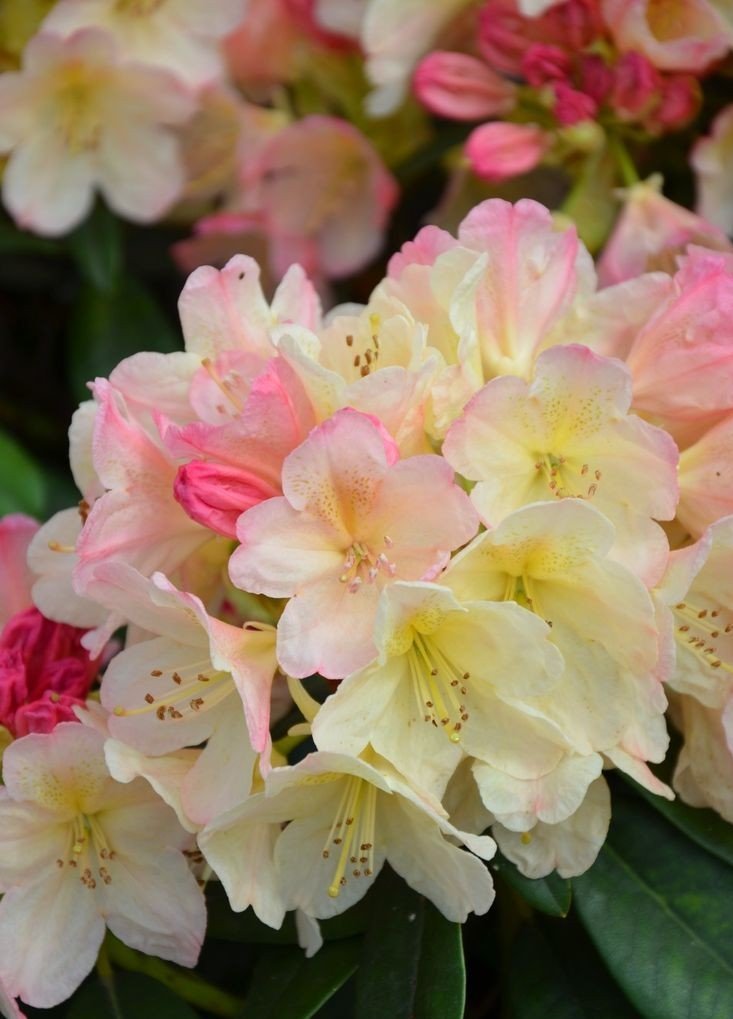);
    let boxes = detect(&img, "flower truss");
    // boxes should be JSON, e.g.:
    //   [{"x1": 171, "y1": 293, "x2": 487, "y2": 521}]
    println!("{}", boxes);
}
[{"x1": 5, "y1": 192, "x2": 733, "y2": 1014}]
